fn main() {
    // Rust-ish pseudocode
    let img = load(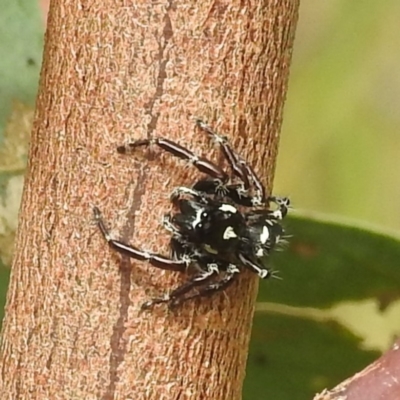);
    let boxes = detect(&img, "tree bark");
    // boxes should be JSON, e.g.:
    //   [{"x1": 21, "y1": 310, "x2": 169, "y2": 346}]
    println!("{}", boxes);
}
[{"x1": 0, "y1": 1, "x2": 299, "y2": 399}]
